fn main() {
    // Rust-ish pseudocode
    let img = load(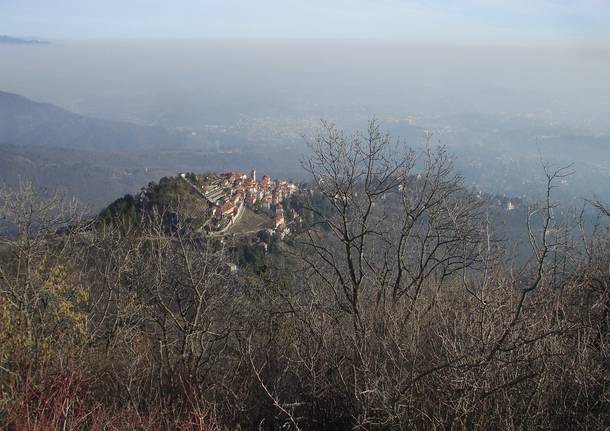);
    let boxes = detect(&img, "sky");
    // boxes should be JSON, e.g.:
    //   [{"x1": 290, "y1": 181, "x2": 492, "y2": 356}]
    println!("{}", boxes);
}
[{"x1": 2, "y1": 0, "x2": 610, "y2": 45}]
